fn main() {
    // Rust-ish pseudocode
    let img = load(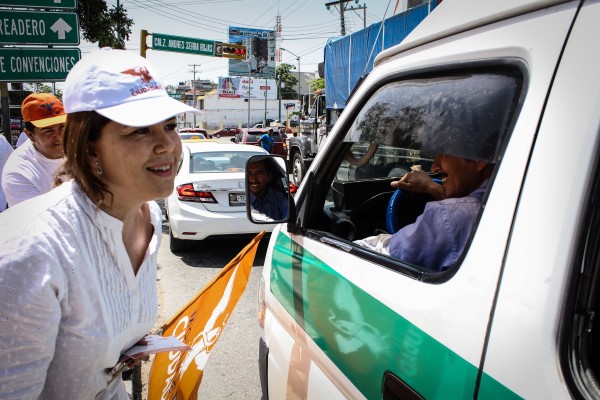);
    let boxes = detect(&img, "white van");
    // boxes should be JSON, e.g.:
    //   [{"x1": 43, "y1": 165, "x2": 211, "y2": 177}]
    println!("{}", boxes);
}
[{"x1": 247, "y1": 1, "x2": 600, "y2": 398}]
